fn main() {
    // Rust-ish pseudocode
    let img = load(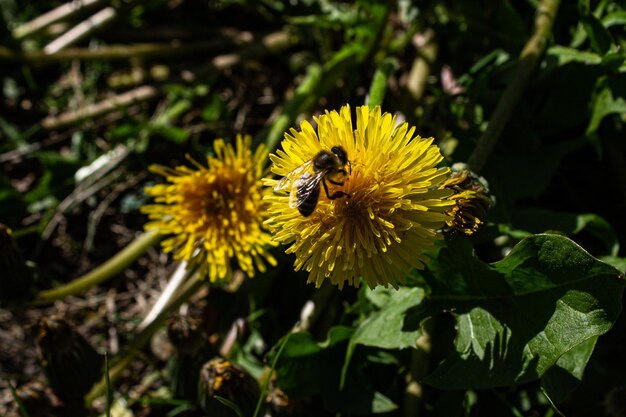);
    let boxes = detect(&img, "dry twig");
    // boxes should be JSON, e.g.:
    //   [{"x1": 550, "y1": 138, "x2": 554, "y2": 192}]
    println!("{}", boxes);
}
[
  {"x1": 12, "y1": 0, "x2": 105, "y2": 40},
  {"x1": 44, "y1": 7, "x2": 117, "y2": 54},
  {"x1": 468, "y1": 0, "x2": 561, "y2": 173}
]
